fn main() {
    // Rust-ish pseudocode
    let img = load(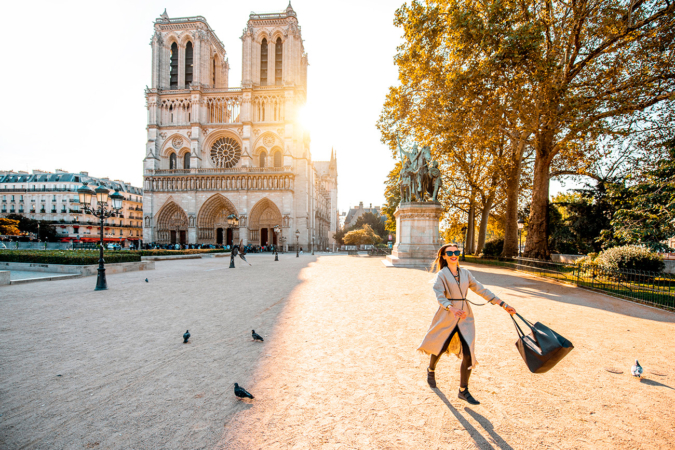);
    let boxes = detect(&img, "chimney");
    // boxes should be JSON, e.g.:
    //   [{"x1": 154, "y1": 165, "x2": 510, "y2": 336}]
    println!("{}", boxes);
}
[
  {"x1": 79, "y1": 171, "x2": 89, "y2": 176},
  {"x1": 55, "y1": 169, "x2": 67, "y2": 174},
  {"x1": 359, "y1": 201, "x2": 363, "y2": 209}
]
